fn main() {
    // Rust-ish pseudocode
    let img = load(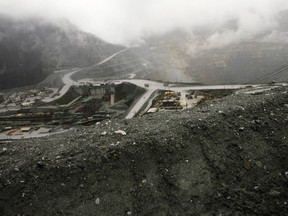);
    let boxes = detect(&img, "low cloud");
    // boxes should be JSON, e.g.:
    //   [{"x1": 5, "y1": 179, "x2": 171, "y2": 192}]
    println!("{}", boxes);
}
[{"x1": 0, "y1": 0, "x2": 288, "y2": 47}]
